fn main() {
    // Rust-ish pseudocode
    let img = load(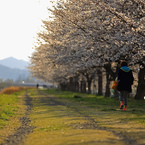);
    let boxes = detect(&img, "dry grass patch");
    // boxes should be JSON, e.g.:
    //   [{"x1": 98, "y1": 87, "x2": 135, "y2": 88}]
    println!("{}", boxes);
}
[{"x1": 0, "y1": 86, "x2": 34, "y2": 94}]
